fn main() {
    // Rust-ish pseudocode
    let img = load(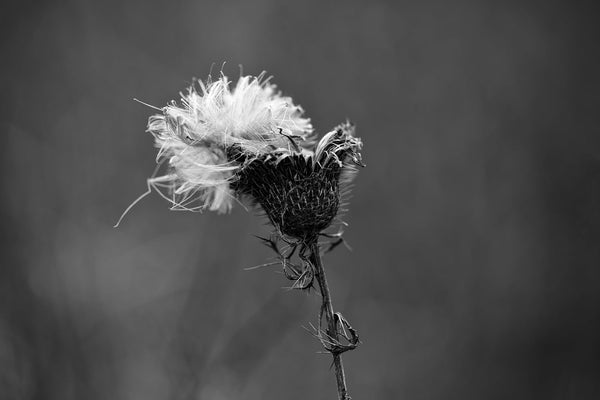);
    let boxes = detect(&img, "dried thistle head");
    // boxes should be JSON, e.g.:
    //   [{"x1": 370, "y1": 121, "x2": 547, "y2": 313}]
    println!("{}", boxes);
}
[{"x1": 139, "y1": 72, "x2": 363, "y2": 243}]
